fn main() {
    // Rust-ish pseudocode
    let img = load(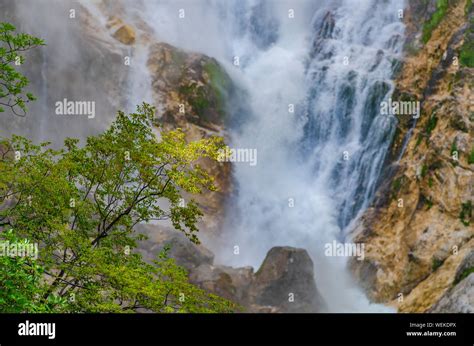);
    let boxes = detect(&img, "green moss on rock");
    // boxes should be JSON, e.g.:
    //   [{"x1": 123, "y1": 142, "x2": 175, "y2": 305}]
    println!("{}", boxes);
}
[{"x1": 422, "y1": 0, "x2": 450, "y2": 44}]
